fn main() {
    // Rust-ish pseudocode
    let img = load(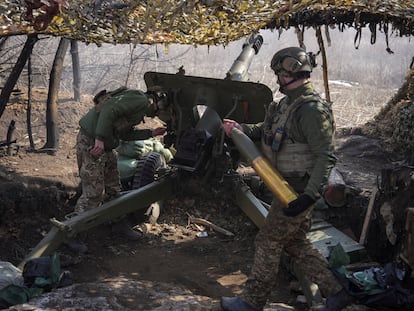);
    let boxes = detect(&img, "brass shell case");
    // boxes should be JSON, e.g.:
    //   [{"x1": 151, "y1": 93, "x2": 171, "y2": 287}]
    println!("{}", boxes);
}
[{"x1": 252, "y1": 157, "x2": 297, "y2": 207}]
